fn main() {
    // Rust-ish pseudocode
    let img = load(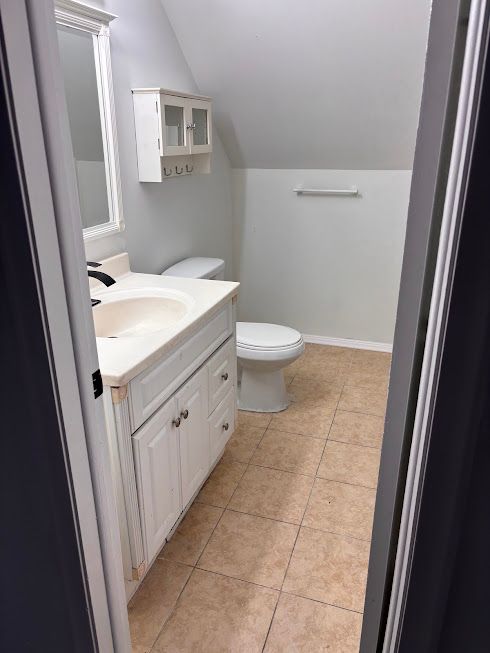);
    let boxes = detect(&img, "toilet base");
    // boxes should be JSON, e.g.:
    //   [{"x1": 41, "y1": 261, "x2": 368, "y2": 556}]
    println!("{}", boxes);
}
[{"x1": 238, "y1": 368, "x2": 289, "y2": 413}]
